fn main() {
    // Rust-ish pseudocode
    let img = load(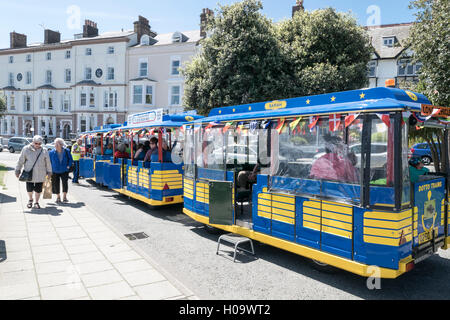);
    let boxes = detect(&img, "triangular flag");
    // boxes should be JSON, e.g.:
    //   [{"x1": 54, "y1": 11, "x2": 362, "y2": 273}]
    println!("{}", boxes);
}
[
  {"x1": 223, "y1": 122, "x2": 233, "y2": 133},
  {"x1": 261, "y1": 120, "x2": 272, "y2": 129},
  {"x1": 345, "y1": 113, "x2": 360, "y2": 128},
  {"x1": 308, "y1": 116, "x2": 319, "y2": 130},
  {"x1": 289, "y1": 117, "x2": 302, "y2": 131},
  {"x1": 276, "y1": 118, "x2": 286, "y2": 134},
  {"x1": 329, "y1": 114, "x2": 341, "y2": 132},
  {"x1": 425, "y1": 108, "x2": 440, "y2": 121},
  {"x1": 236, "y1": 122, "x2": 244, "y2": 134},
  {"x1": 376, "y1": 113, "x2": 391, "y2": 127}
]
